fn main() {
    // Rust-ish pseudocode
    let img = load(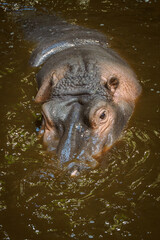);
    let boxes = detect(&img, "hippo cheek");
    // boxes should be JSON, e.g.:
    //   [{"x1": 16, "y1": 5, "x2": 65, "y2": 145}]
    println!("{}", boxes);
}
[
  {"x1": 67, "y1": 155, "x2": 100, "y2": 177},
  {"x1": 43, "y1": 128, "x2": 59, "y2": 152},
  {"x1": 90, "y1": 132, "x2": 115, "y2": 159},
  {"x1": 86, "y1": 109, "x2": 116, "y2": 158},
  {"x1": 67, "y1": 134, "x2": 109, "y2": 173},
  {"x1": 81, "y1": 131, "x2": 112, "y2": 160},
  {"x1": 66, "y1": 132, "x2": 114, "y2": 177}
]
